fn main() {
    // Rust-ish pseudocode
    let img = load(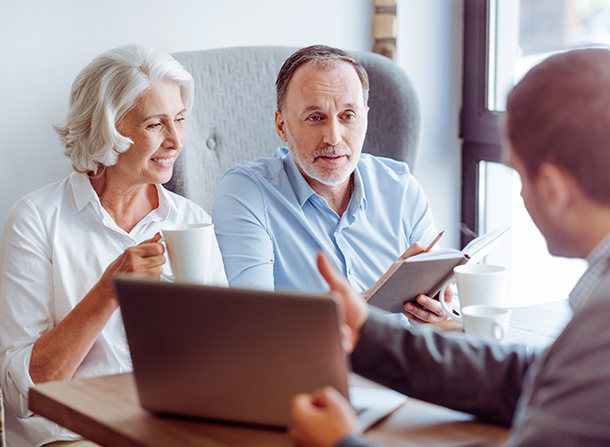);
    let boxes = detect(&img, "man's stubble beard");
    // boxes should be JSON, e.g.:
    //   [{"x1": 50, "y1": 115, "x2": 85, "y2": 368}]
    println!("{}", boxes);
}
[{"x1": 286, "y1": 127, "x2": 361, "y2": 187}]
